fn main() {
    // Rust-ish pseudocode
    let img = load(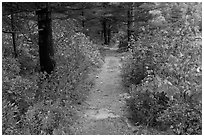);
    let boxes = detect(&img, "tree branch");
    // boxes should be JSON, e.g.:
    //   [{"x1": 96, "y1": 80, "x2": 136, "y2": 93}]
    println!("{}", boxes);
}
[{"x1": 2, "y1": 30, "x2": 15, "y2": 33}]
